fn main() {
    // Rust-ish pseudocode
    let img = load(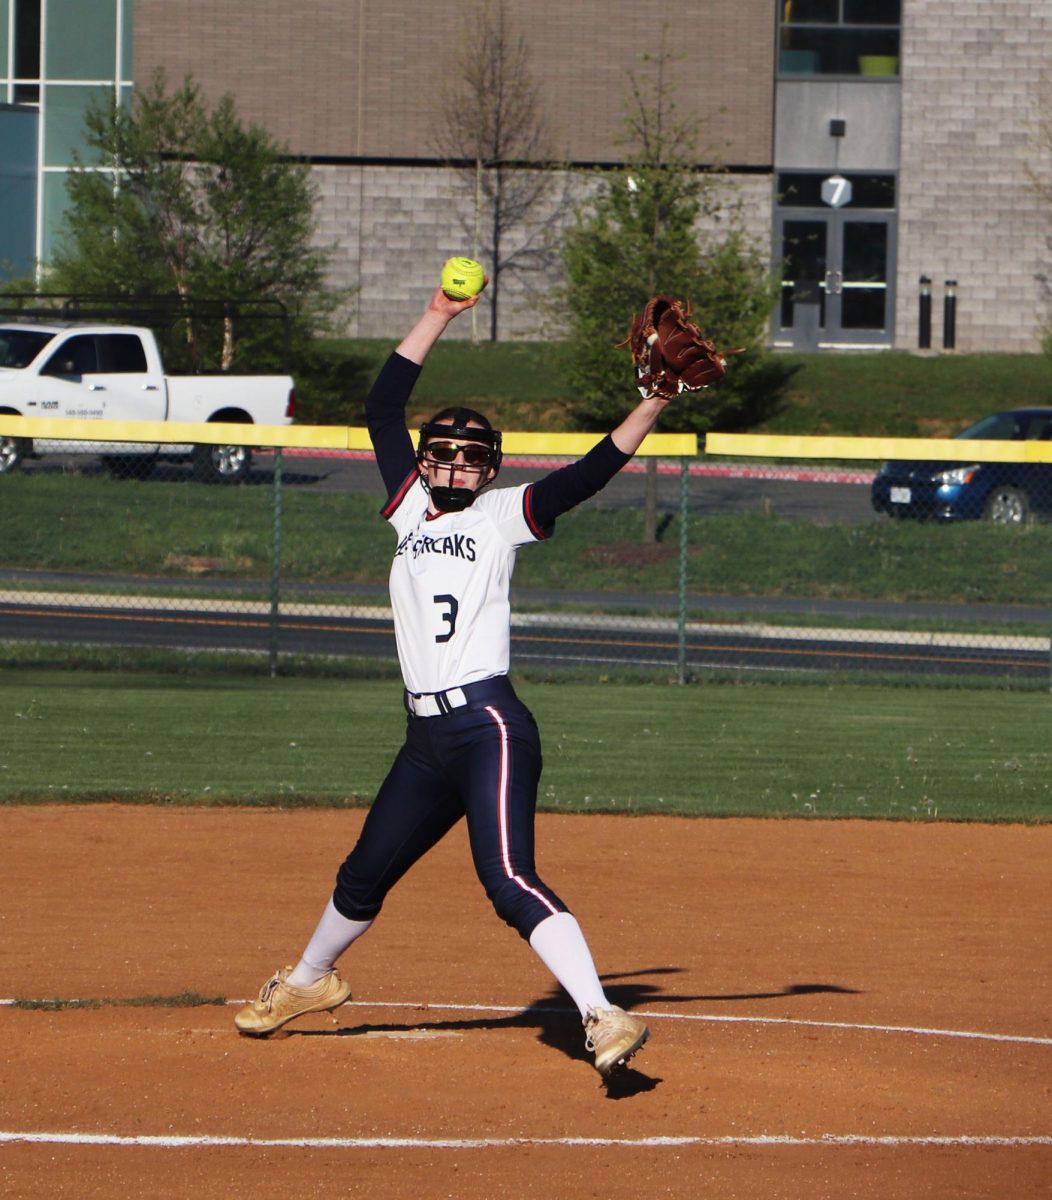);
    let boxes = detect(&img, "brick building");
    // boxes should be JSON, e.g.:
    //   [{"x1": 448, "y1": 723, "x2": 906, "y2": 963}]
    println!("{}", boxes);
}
[{"x1": 2, "y1": 0, "x2": 1051, "y2": 352}]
